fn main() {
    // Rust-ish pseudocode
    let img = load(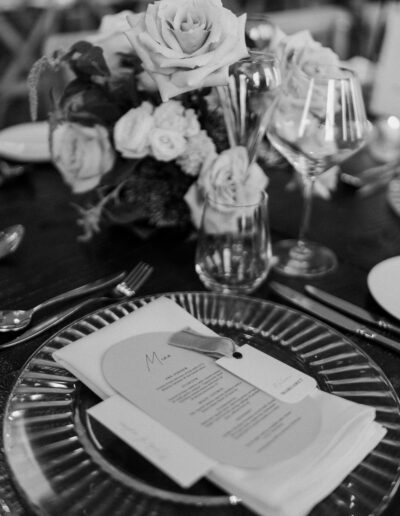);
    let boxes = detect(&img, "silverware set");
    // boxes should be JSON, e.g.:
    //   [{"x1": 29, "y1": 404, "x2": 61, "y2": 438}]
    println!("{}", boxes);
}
[
  {"x1": 0, "y1": 261, "x2": 153, "y2": 350},
  {"x1": 2, "y1": 255, "x2": 398, "y2": 359},
  {"x1": 269, "y1": 281, "x2": 400, "y2": 355}
]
